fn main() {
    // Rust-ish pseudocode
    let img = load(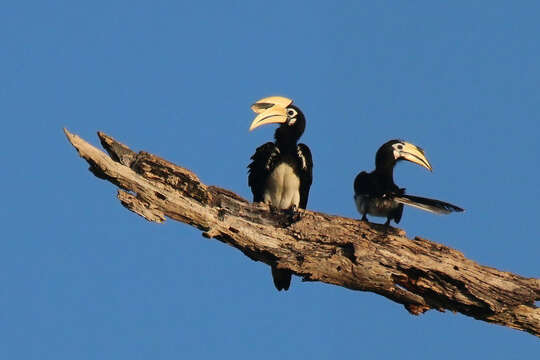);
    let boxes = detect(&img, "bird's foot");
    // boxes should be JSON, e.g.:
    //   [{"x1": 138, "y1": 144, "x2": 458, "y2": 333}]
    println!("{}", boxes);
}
[
  {"x1": 382, "y1": 219, "x2": 404, "y2": 235},
  {"x1": 267, "y1": 204, "x2": 279, "y2": 214},
  {"x1": 382, "y1": 219, "x2": 393, "y2": 234},
  {"x1": 285, "y1": 205, "x2": 301, "y2": 224}
]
